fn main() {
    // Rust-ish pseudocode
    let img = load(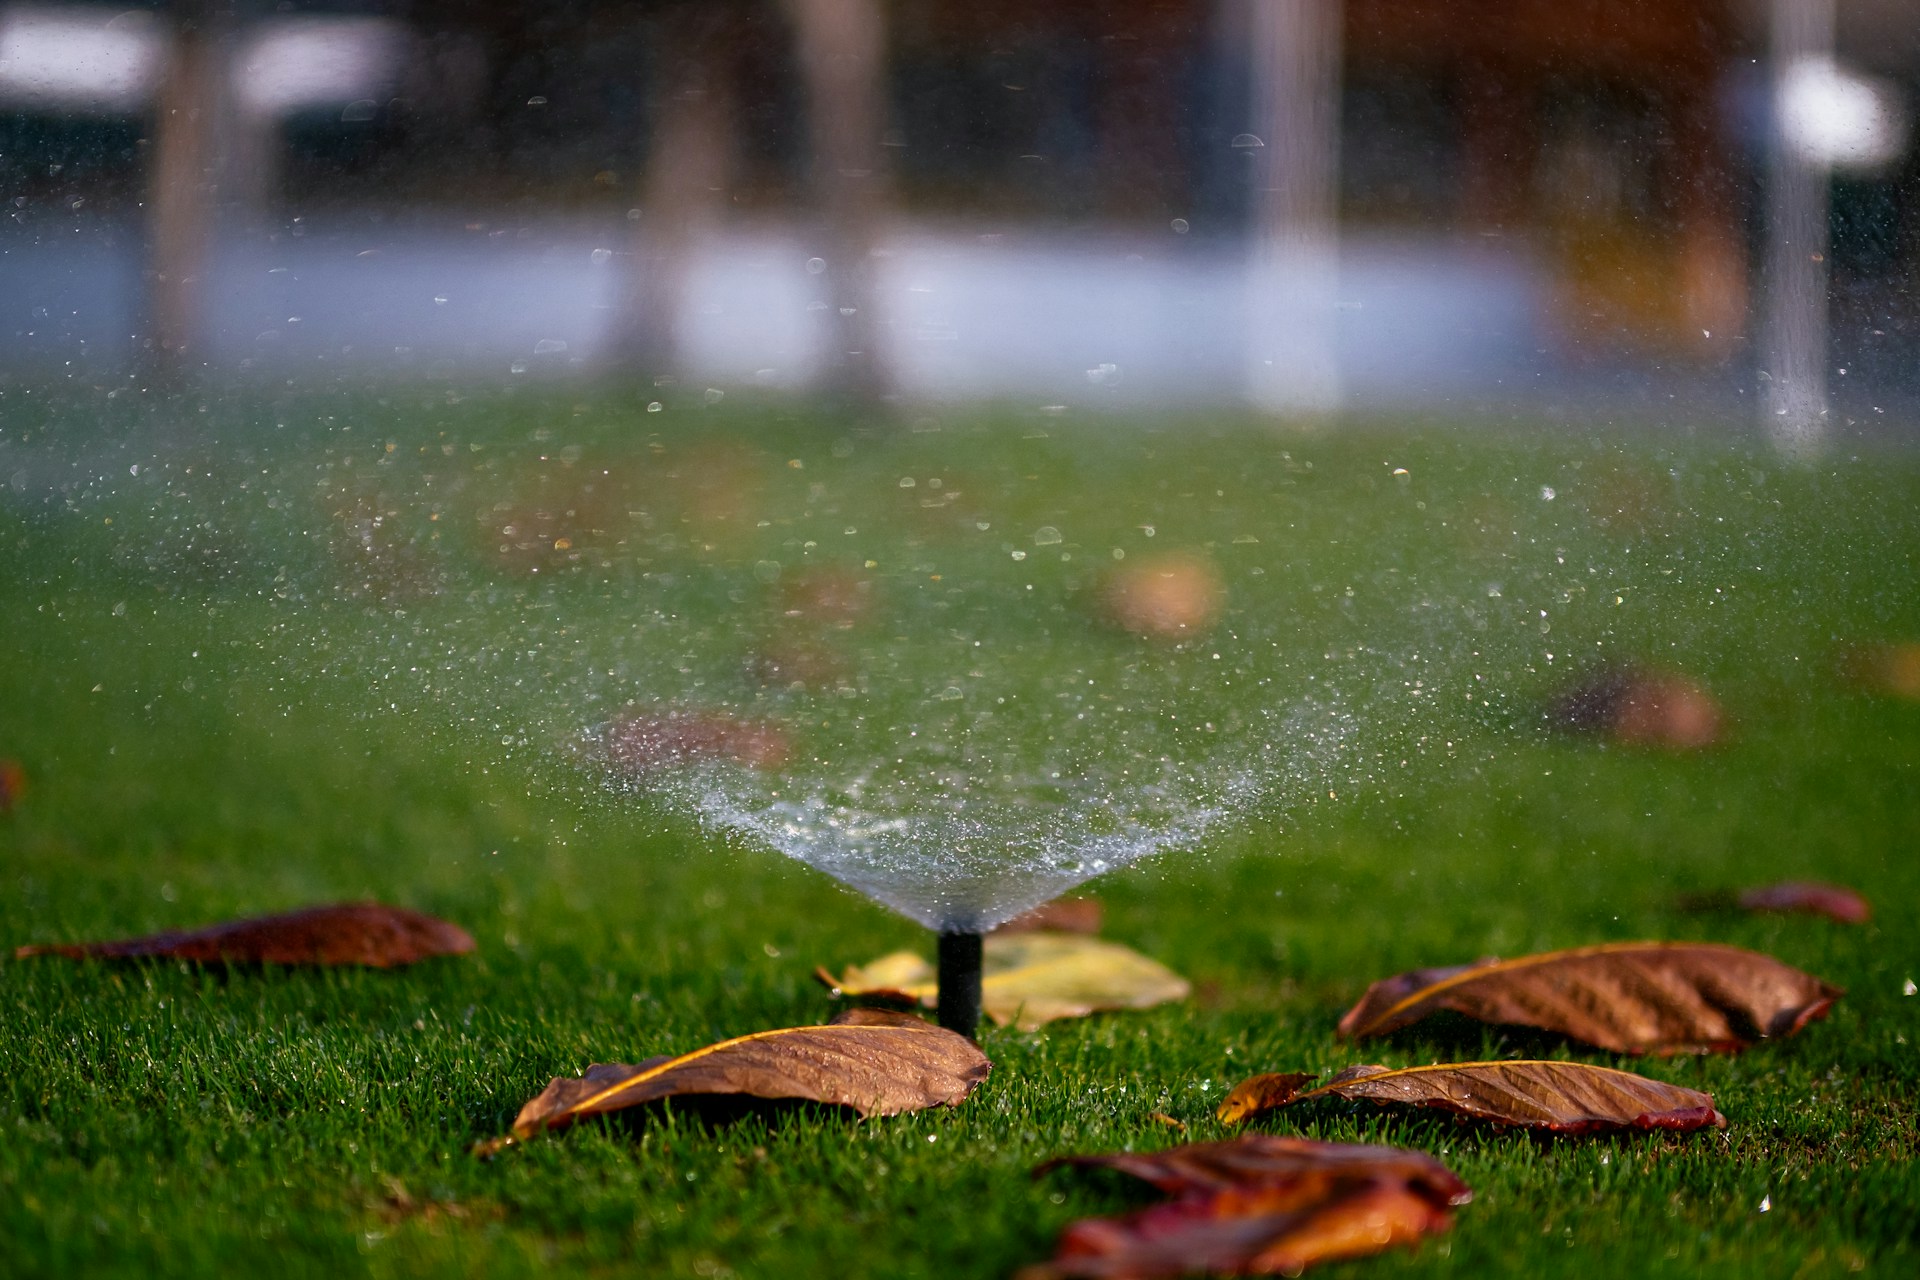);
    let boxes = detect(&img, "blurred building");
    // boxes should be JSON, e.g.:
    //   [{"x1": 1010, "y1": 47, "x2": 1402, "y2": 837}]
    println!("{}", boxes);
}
[{"x1": 0, "y1": 0, "x2": 1913, "y2": 414}]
